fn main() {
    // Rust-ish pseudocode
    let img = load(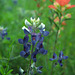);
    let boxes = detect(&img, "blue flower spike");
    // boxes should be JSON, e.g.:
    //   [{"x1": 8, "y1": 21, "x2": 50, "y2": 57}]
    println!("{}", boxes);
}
[
  {"x1": 59, "y1": 51, "x2": 68, "y2": 59},
  {"x1": 18, "y1": 17, "x2": 49, "y2": 73}
]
